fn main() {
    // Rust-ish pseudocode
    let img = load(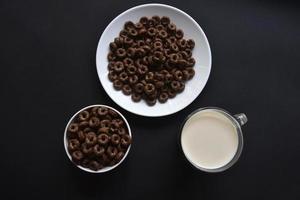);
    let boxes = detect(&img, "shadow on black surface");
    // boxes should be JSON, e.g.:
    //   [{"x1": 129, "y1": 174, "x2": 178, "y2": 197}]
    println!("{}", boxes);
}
[{"x1": 66, "y1": 158, "x2": 131, "y2": 199}]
